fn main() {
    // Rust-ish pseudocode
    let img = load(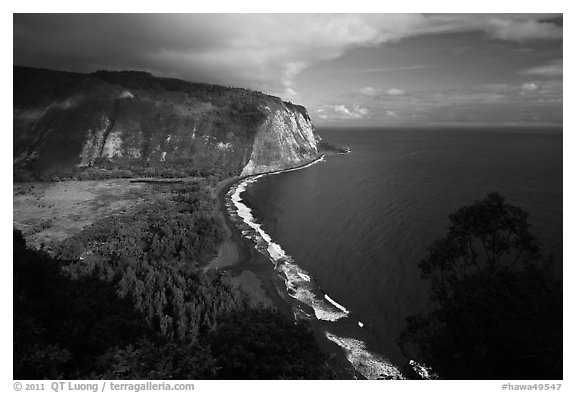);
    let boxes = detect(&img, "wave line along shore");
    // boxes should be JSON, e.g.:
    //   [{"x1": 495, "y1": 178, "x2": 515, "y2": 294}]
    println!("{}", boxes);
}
[{"x1": 220, "y1": 154, "x2": 403, "y2": 379}]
